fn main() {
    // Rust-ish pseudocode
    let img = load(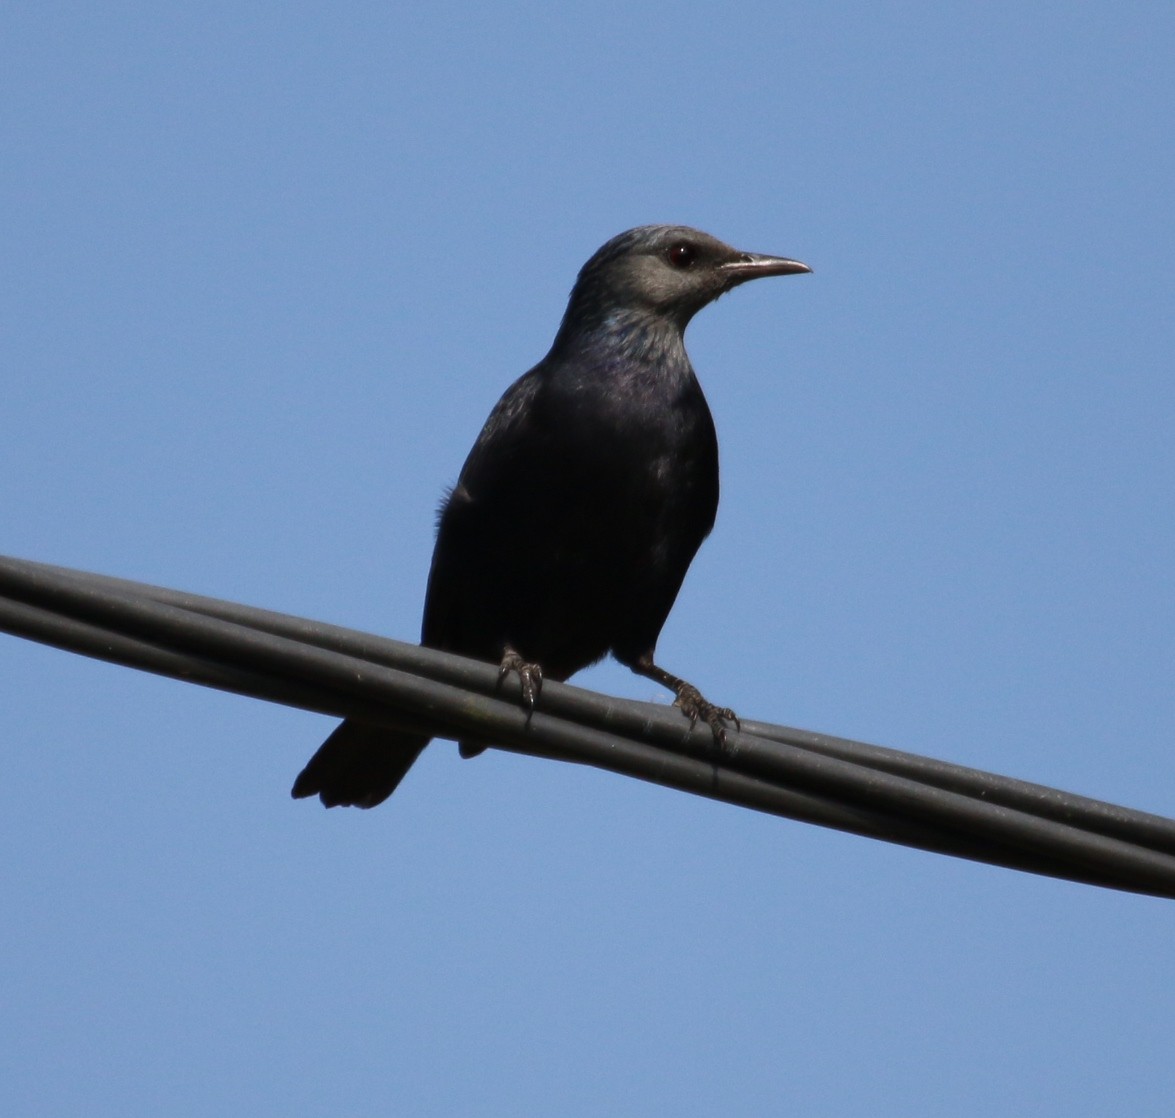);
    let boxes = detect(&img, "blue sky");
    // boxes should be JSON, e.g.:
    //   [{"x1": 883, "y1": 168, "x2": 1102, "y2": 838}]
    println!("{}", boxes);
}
[{"x1": 3, "y1": 4, "x2": 1174, "y2": 1114}]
